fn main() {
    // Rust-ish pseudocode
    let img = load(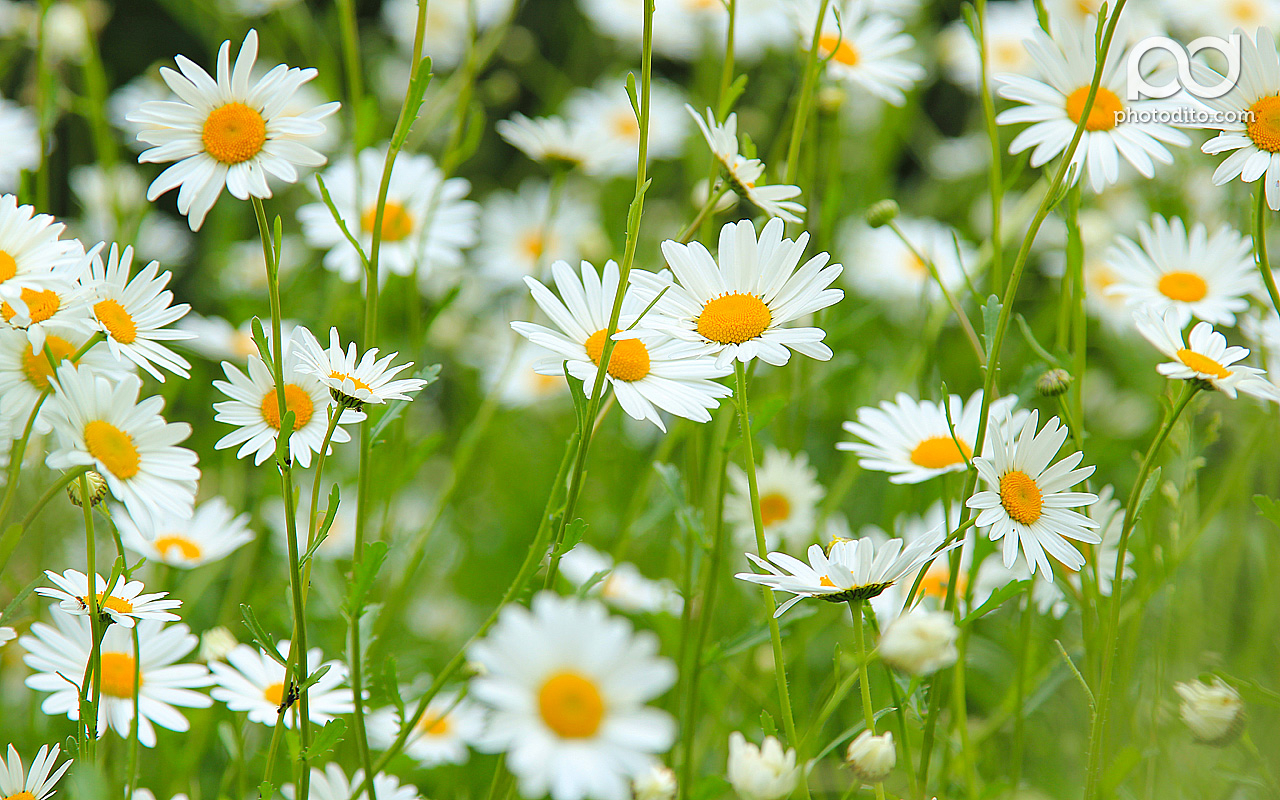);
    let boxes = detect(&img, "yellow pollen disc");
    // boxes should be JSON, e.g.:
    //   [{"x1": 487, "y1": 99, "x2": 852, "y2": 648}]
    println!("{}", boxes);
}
[
  {"x1": 263, "y1": 681, "x2": 285, "y2": 706},
  {"x1": 583, "y1": 329, "x2": 651, "y2": 381},
  {"x1": 759, "y1": 492, "x2": 791, "y2": 526},
  {"x1": 328, "y1": 370, "x2": 372, "y2": 394},
  {"x1": 1157, "y1": 271, "x2": 1209, "y2": 302},
  {"x1": 20, "y1": 334, "x2": 74, "y2": 390},
  {"x1": 361, "y1": 202, "x2": 415, "y2": 242},
  {"x1": 260, "y1": 383, "x2": 315, "y2": 431},
  {"x1": 202, "y1": 102, "x2": 267, "y2": 164},
  {"x1": 909, "y1": 436, "x2": 972, "y2": 470},
  {"x1": 1176, "y1": 348, "x2": 1233, "y2": 379},
  {"x1": 84, "y1": 419, "x2": 141, "y2": 480},
  {"x1": 1246, "y1": 95, "x2": 1280, "y2": 153},
  {"x1": 993, "y1": 41, "x2": 1023, "y2": 67},
  {"x1": 418, "y1": 713, "x2": 451, "y2": 736},
  {"x1": 155, "y1": 535, "x2": 203, "y2": 561},
  {"x1": 538, "y1": 671, "x2": 605, "y2": 738},
  {"x1": 520, "y1": 232, "x2": 546, "y2": 261},
  {"x1": 0, "y1": 250, "x2": 16, "y2": 283},
  {"x1": 99, "y1": 651, "x2": 141, "y2": 698},
  {"x1": 6, "y1": 792, "x2": 37, "y2": 800},
  {"x1": 915, "y1": 564, "x2": 968, "y2": 601},
  {"x1": 611, "y1": 112, "x2": 639, "y2": 139},
  {"x1": 818, "y1": 575, "x2": 837, "y2": 588},
  {"x1": 93, "y1": 299, "x2": 138, "y2": 344},
  {"x1": 1229, "y1": 0, "x2": 1261, "y2": 22},
  {"x1": 999, "y1": 470, "x2": 1044, "y2": 525},
  {"x1": 1, "y1": 287, "x2": 60, "y2": 324},
  {"x1": 93, "y1": 592, "x2": 135, "y2": 614},
  {"x1": 696, "y1": 292, "x2": 772, "y2": 345},
  {"x1": 818, "y1": 32, "x2": 860, "y2": 66},
  {"x1": 1065, "y1": 86, "x2": 1124, "y2": 132}
]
